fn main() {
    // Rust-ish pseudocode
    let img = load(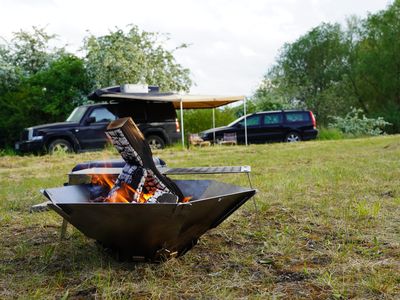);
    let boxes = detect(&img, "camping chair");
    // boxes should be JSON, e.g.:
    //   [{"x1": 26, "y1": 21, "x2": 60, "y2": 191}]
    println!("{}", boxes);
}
[
  {"x1": 219, "y1": 132, "x2": 237, "y2": 145},
  {"x1": 188, "y1": 133, "x2": 211, "y2": 148}
]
